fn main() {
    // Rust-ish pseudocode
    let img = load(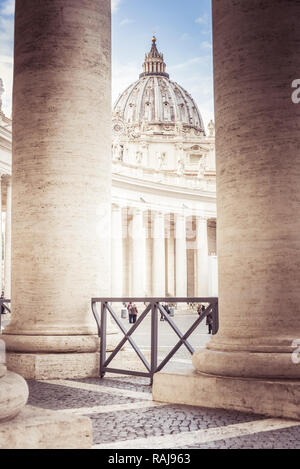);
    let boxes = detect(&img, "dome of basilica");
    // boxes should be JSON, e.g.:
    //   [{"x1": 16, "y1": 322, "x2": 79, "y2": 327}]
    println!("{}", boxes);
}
[{"x1": 113, "y1": 36, "x2": 205, "y2": 135}]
